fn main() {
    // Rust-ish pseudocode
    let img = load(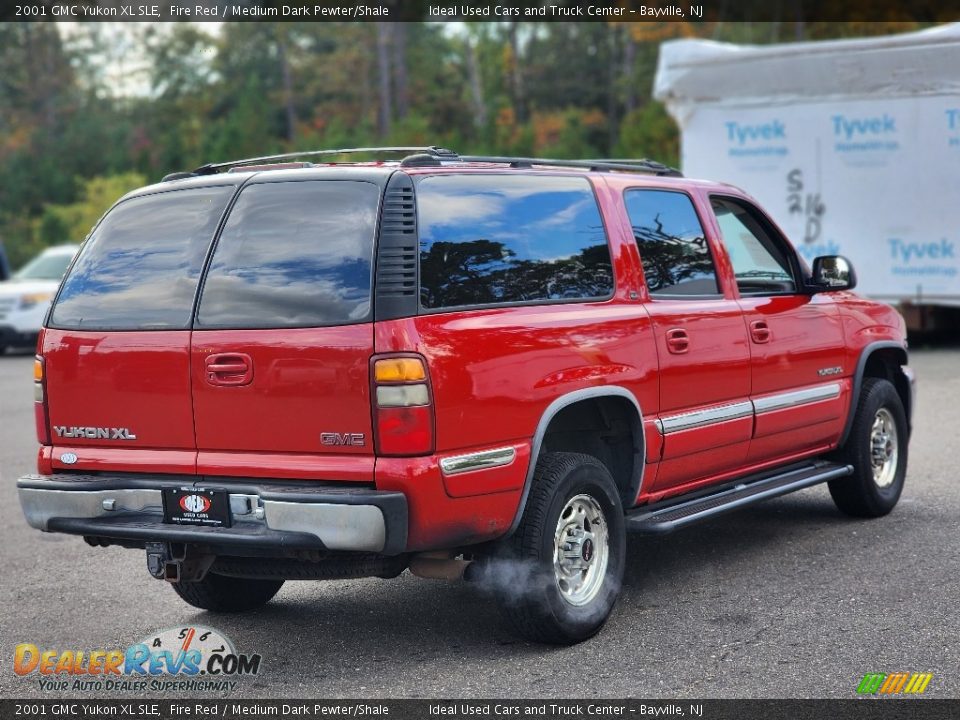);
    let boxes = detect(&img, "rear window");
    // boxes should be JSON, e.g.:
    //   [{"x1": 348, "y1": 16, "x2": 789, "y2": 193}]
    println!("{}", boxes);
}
[
  {"x1": 417, "y1": 174, "x2": 613, "y2": 310},
  {"x1": 50, "y1": 187, "x2": 233, "y2": 330},
  {"x1": 195, "y1": 180, "x2": 378, "y2": 329}
]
